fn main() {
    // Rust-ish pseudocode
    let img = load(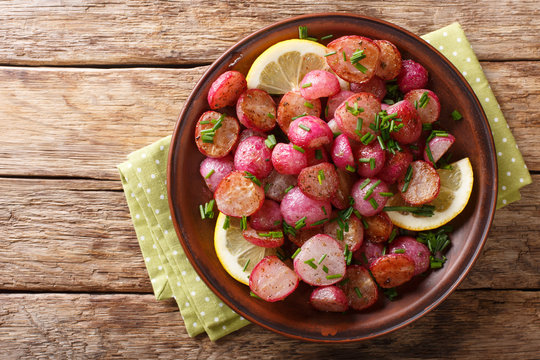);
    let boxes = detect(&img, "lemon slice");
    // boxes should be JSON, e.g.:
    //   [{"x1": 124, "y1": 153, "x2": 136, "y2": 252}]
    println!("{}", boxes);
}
[
  {"x1": 214, "y1": 212, "x2": 276, "y2": 285},
  {"x1": 386, "y1": 158, "x2": 474, "y2": 231},
  {"x1": 246, "y1": 39, "x2": 346, "y2": 94}
]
